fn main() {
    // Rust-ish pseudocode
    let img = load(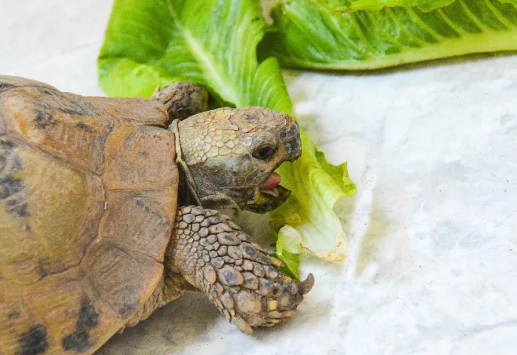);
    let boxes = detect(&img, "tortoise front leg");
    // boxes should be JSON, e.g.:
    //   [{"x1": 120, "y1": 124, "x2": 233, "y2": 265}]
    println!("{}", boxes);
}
[
  {"x1": 167, "y1": 206, "x2": 314, "y2": 333},
  {"x1": 152, "y1": 82, "x2": 209, "y2": 121}
]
